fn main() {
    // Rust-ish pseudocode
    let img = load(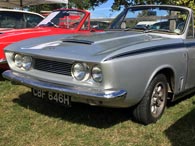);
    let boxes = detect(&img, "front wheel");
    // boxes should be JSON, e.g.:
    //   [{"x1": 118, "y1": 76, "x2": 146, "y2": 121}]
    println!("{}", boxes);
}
[{"x1": 133, "y1": 74, "x2": 168, "y2": 125}]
